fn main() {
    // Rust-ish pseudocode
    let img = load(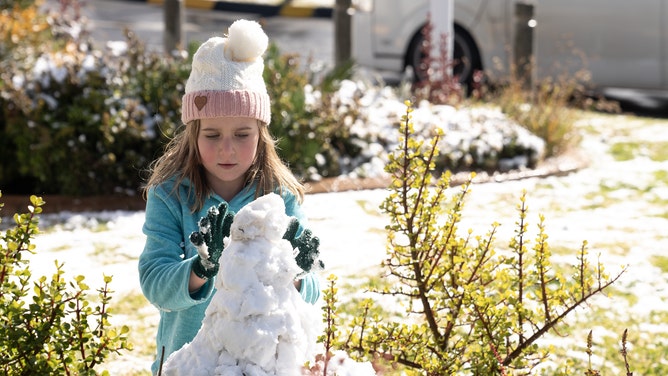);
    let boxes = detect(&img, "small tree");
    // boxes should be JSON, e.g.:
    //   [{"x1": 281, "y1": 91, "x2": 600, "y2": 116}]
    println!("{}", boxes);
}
[
  {"x1": 336, "y1": 102, "x2": 624, "y2": 374},
  {"x1": 0, "y1": 193, "x2": 132, "y2": 375}
]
